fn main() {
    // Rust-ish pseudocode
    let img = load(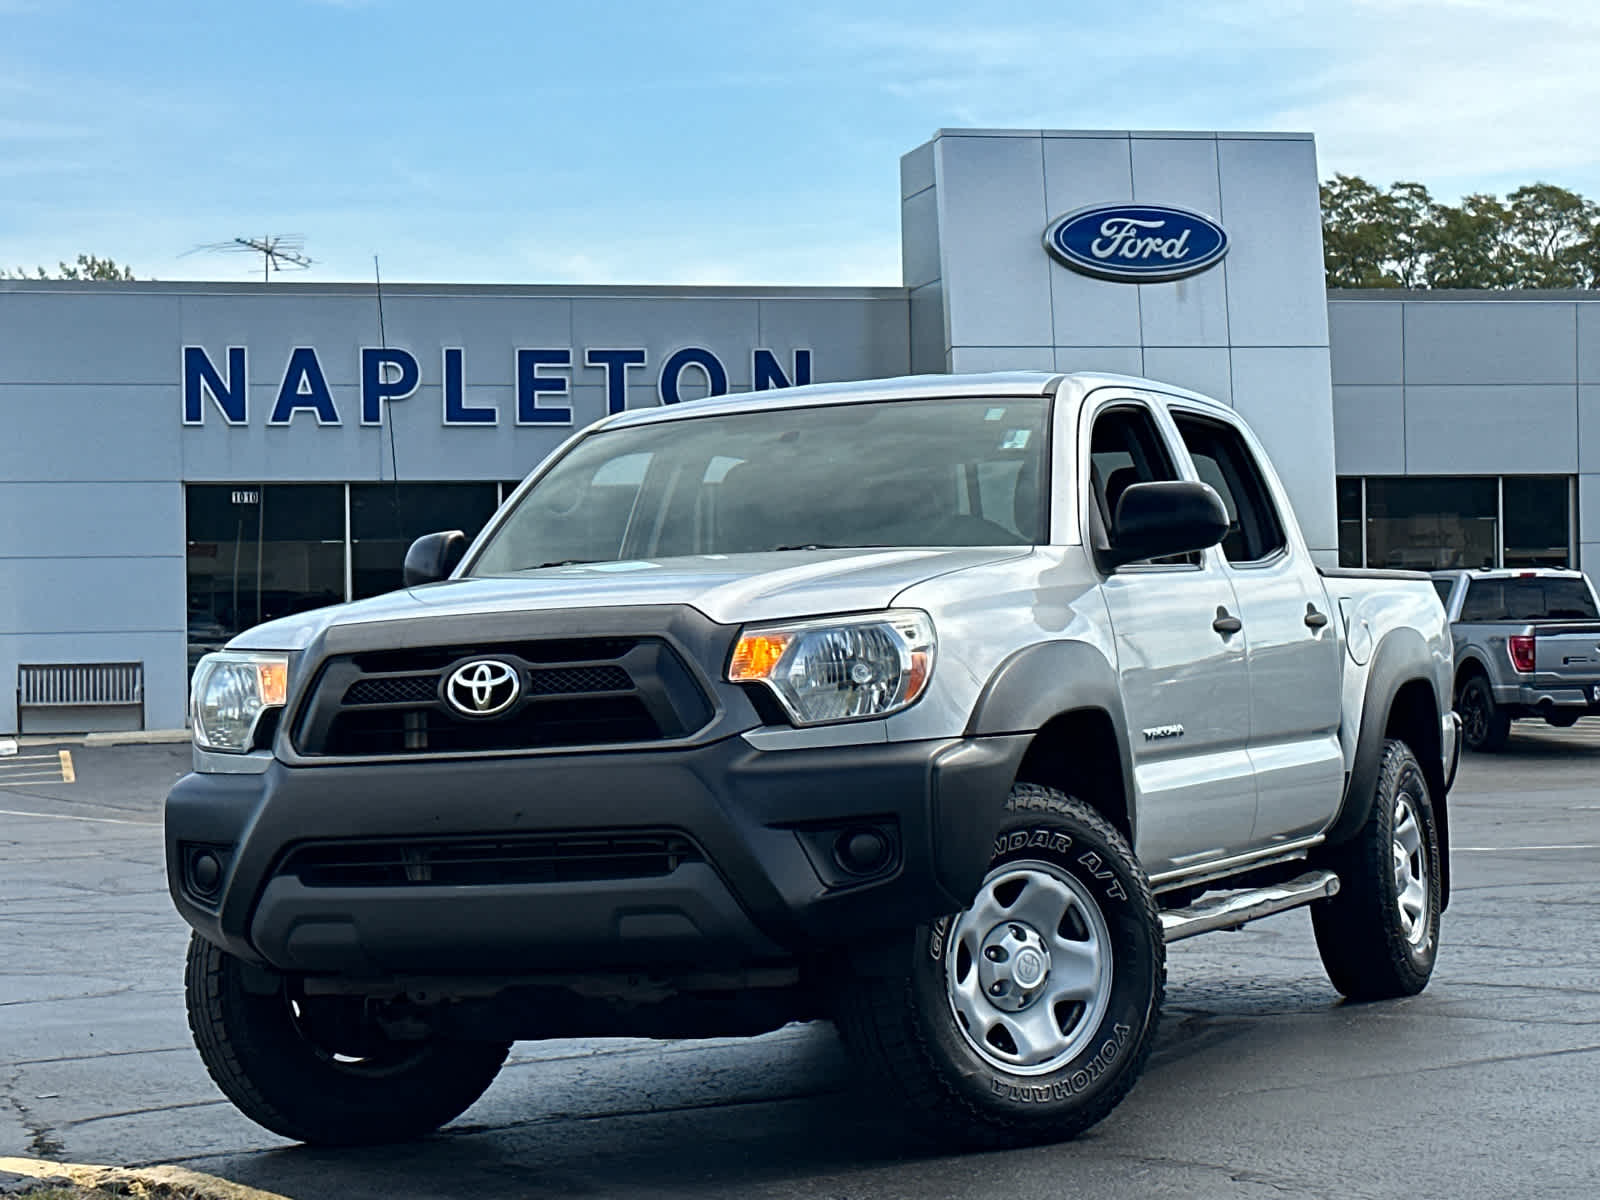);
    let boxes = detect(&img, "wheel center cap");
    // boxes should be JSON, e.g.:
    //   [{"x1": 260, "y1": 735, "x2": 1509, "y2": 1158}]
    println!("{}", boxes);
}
[
  {"x1": 1013, "y1": 948, "x2": 1044, "y2": 986},
  {"x1": 976, "y1": 922, "x2": 1052, "y2": 1012}
]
